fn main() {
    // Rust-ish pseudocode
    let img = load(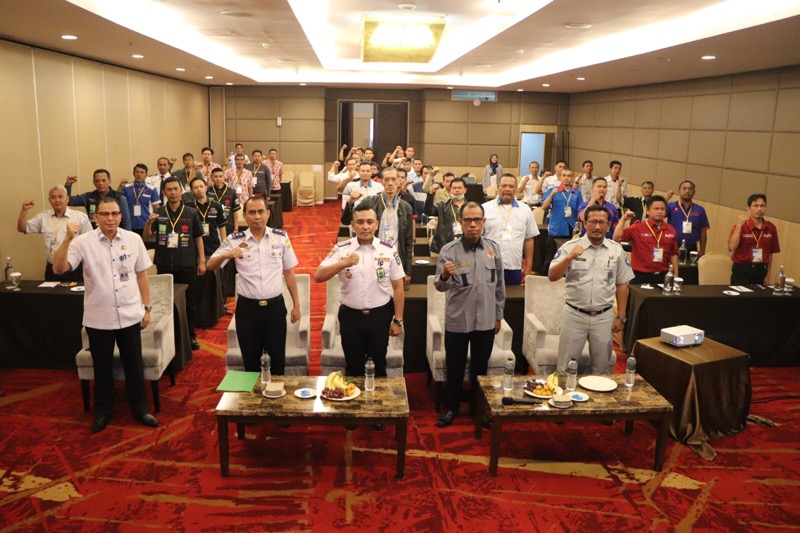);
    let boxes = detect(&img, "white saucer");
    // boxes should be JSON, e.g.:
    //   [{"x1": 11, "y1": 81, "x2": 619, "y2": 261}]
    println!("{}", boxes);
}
[
  {"x1": 568, "y1": 391, "x2": 590, "y2": 402},
  {"x1": 414, "y1": 259, "x2": 430, "y2": 265},
  {"x1": 70, "y1": 286, "x2": 85, "y2": 292},
  {"x1": 263, "y1": 389, "x2": 286, "y2": 399},
  {"x1": 293, "y1": 388, "x2": 316, "y2": 399},
  {"x1": 578, "y1": 376, "x2": 618, "y2": 392},
  {"x1": 548, "y1": 398, "x2": 573, "y2": 409},
  {"x1": 722, "y1": 290, "x2": 740, "y2": 296}
]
